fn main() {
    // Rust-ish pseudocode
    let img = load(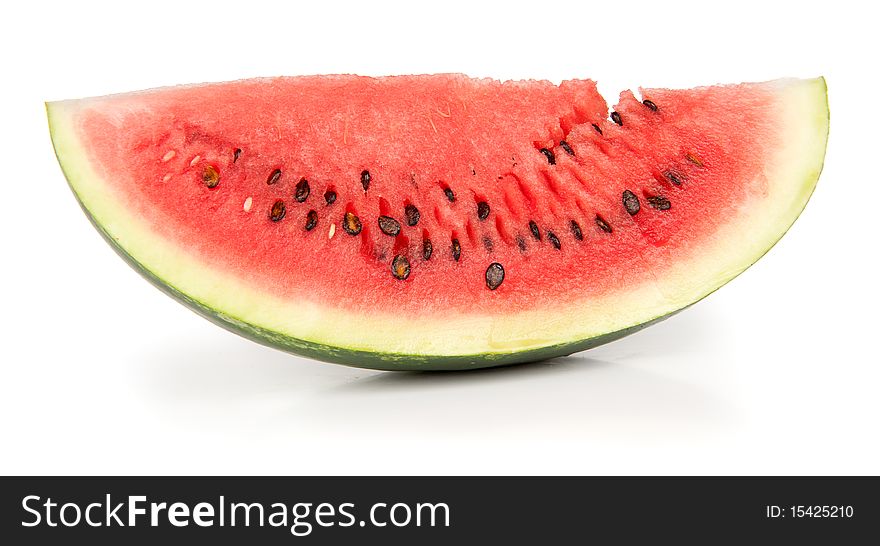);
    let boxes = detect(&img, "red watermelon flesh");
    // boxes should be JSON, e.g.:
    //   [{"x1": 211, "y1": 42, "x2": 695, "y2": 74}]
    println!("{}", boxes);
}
[{"x1": 48, "y1": 75, "x2": 828, "y2": 369}]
